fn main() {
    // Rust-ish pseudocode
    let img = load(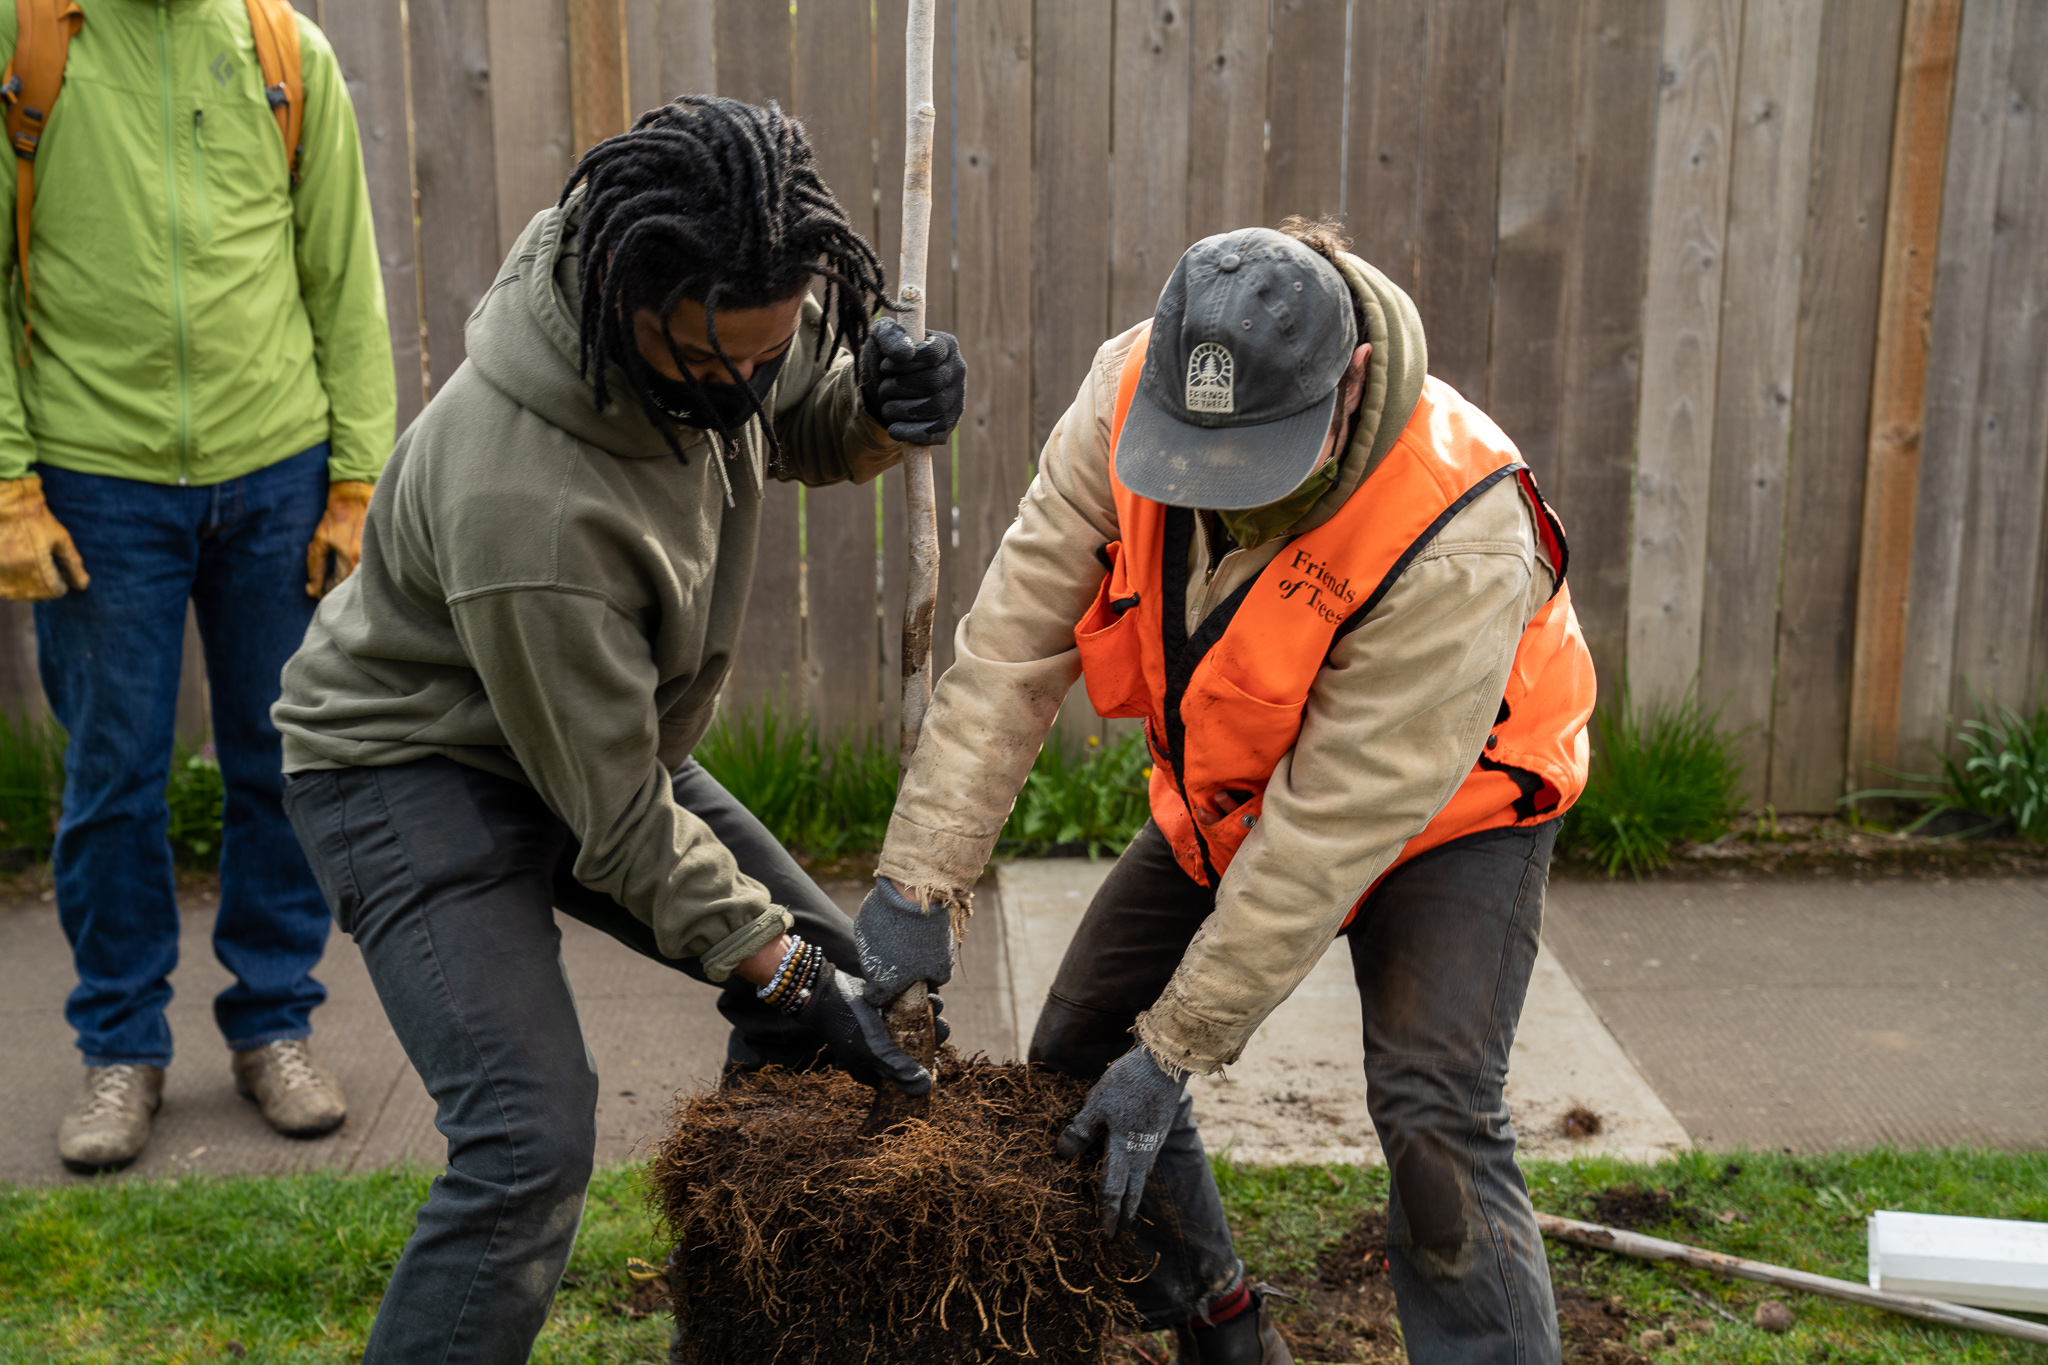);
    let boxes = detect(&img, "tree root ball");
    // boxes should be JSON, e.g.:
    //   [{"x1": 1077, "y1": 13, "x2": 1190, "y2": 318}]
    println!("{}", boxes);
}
[{"x1": 650, "y1": 1051, "x2": 1136, "y2": 1365}]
